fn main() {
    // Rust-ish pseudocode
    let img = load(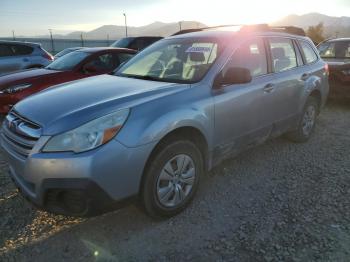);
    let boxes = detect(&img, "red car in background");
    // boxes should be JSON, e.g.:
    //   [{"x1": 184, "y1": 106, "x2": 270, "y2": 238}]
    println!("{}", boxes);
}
[{"x1": 0, "y1": 47, "x2": 136, "y2": 114}]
